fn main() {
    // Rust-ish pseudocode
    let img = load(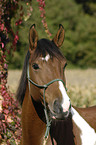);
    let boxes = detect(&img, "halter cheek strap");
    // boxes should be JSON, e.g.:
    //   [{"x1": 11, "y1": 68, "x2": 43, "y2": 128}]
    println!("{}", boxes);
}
[{"x1": 27, "y1": 65, "x2": 68, "y2": 144}]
